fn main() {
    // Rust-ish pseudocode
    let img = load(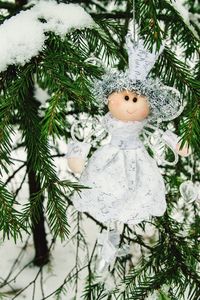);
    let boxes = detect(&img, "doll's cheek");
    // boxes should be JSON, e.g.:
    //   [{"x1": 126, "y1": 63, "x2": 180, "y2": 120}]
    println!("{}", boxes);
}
[
  {"x1": 137, "y1": 106, "x2": 150, "y2": 119},
  {"x1": 110, "y1": 98, "x2": 121, "y2": 106},
  {"x1": 108, "y1": 99, "x2": 123, "y2": 111},
  {"x1": 139, "y1": 101, "x2": 150, "y2": 115},
  {"x1": 143, "y1": 106, "x2": 150, "y2": 116}
]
